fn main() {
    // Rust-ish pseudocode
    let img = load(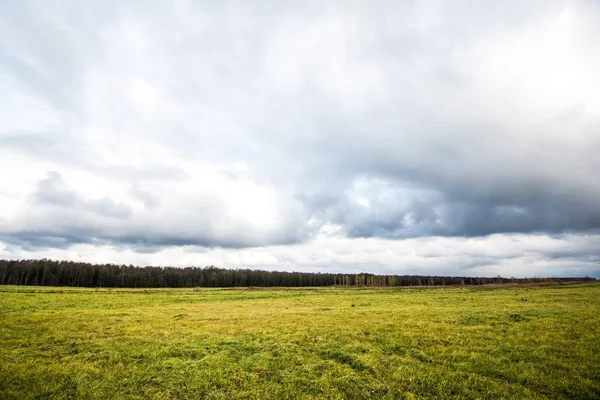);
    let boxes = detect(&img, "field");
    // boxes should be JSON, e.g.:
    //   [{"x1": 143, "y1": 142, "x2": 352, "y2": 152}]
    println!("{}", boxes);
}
[{"x1": 1, "y1": 284, "x2": 599, "y2": 399}]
